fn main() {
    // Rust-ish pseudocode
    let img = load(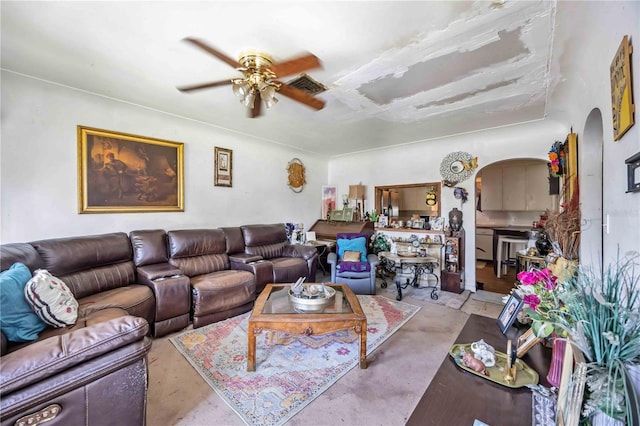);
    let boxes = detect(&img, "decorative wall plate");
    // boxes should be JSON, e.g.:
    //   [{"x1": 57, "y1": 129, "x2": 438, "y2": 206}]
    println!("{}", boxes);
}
[
  {"x1": 287, "y1": 158, "x2": 306, "y2": 193},
  {"x1": 440, "y1": 151, "x2": 477, "y2": 185}
]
